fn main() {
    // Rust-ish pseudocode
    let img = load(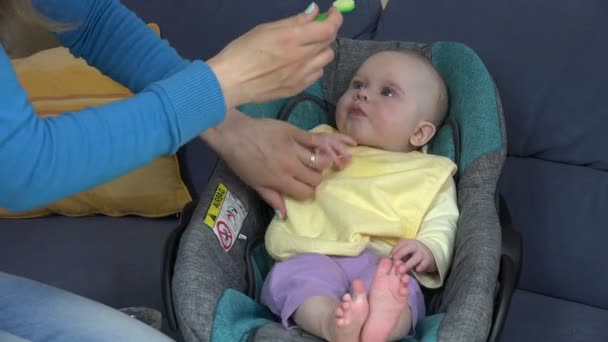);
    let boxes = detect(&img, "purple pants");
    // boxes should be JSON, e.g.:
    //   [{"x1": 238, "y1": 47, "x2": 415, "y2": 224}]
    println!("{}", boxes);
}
[{"x1": 260, "y1": 250, "x2": 426, "y2": 330}]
